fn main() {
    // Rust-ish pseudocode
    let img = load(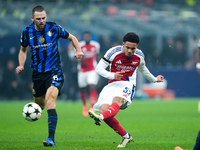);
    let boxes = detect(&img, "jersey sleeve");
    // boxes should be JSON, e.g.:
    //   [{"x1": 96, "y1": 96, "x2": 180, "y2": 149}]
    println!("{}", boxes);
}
[
  {"x1": 103, "y1": 47, "x2": 116, "y2": 62},
  {"x1": 20, "y1": 28, "x2": 29, "y2": 47},
  {"x1": 138, "y1": 57, "x2": 157, "y2": 83},
  {"x1": 56, "y1": 24, "x2": 69, "y2": 39},
  {"x1": 95, "y1": 47, "x2": 118, "y2": 79},
  {"x1": 95, "y1": 58, "x2": 115, "y2": 79}
]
